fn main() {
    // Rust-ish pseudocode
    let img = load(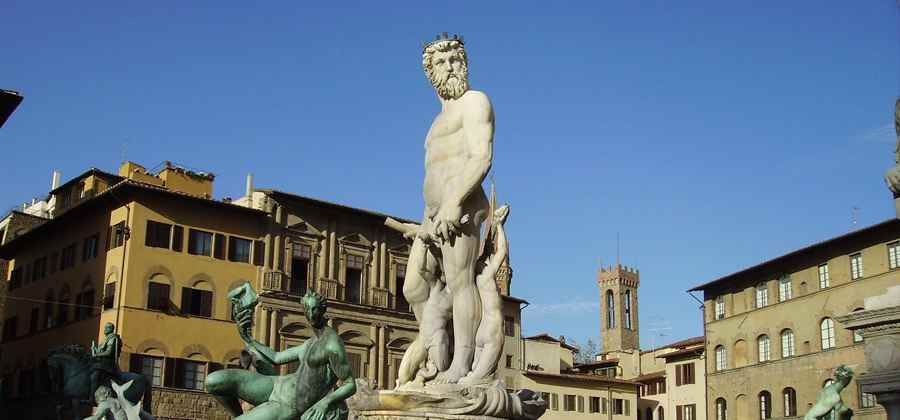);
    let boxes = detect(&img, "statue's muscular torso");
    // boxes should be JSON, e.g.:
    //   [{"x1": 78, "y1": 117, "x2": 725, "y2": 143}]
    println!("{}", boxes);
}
[{"x1": 423, "y1": 90, "x2": 491, "y2": 223}]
